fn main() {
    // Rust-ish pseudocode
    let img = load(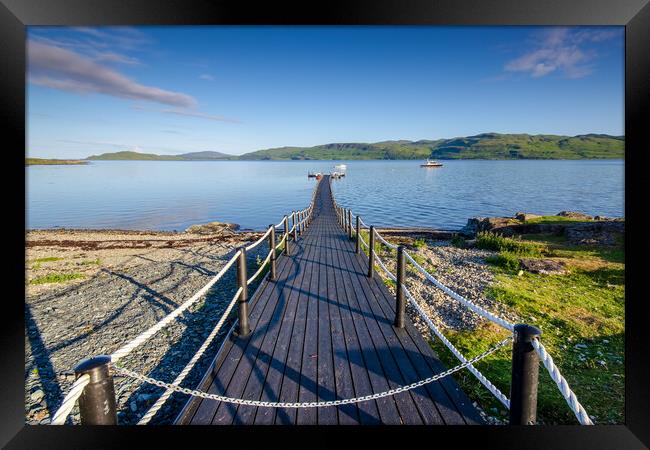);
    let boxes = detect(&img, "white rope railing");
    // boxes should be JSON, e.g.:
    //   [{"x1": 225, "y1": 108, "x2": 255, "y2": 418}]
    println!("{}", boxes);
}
[
  {"x1": 137, "y1": 287, "x2": 243, "y2": 424},
  {"x1": 275, "y1": 233, "x2": 287, "y2": 250},
  {"x1": 374, "y1": 229, "x2": 398, "y2": 250},
  {"x1": 402, "y1": 287, "x2": 511, "y2": 408},
  {"x1": 50, "y1": 374, "x2": 91, "y2": 425},
  {"x1": 111, "y1": 250, "x2": 241, "y2": 363},
  {"x1": 244, "y1": 227, "x2": 273, "y2": 252},
  {"x1": 403, "y1": 251, "x2": 515, "y2": 332},
  {"x1": 247, "y1": 251, "x2": 273, "y2": 286},
  {"x1": 114, "y1": 335, "x2": 512, "y2": 409},
  {"x1": 373, "y1": 253, "x2": 397, "y2": 282},
  {"x1": 531, "y1": 339, "x2": 593, "y2": 425}
]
